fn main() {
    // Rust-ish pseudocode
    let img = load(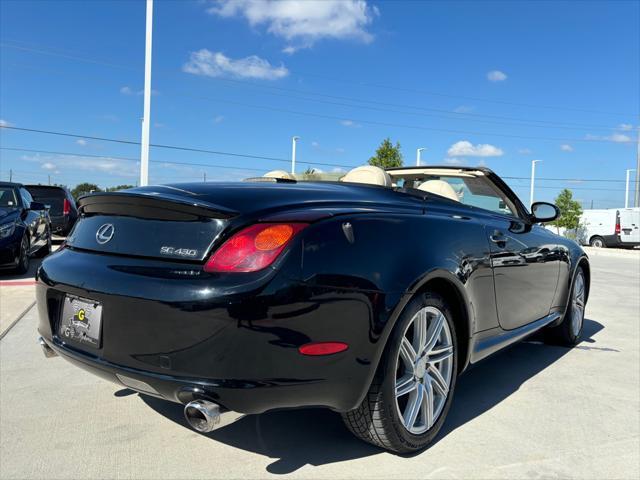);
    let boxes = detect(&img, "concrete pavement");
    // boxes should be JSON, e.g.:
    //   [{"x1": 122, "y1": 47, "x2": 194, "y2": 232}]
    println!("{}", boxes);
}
[{"x1": 0, "y1": 254, "x2": 638, "y2": 479}]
